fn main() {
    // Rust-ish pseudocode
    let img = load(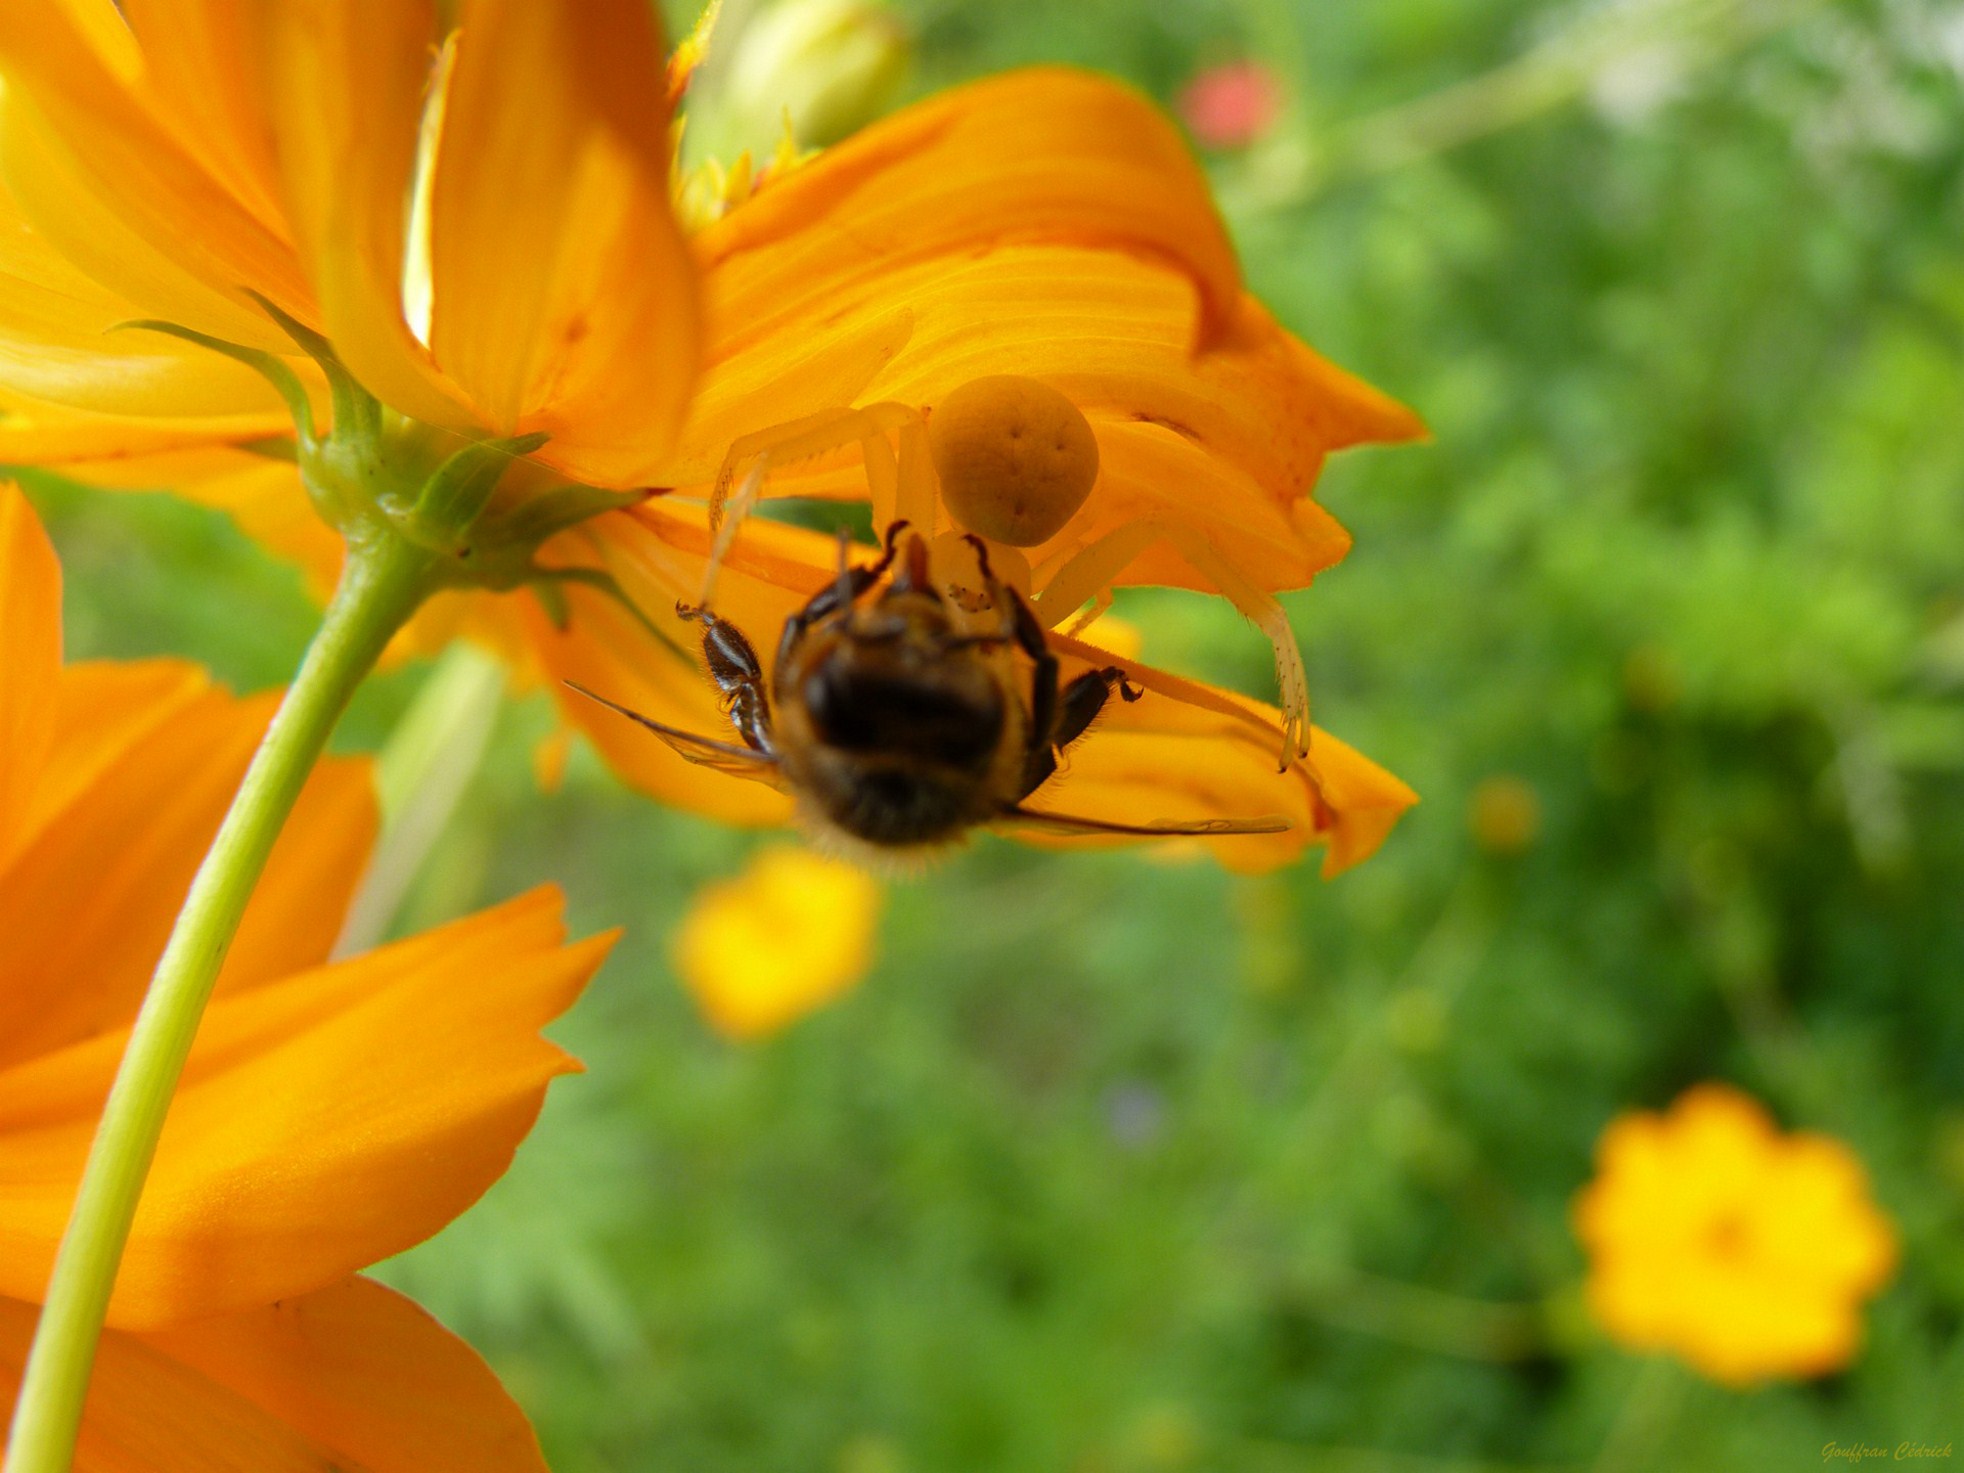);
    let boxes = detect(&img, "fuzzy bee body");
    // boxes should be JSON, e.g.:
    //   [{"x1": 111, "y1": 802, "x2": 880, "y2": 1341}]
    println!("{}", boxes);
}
[
  {"x1": 773, "y1": 588, "x2": 1026, "y2": 847},
  {"x1": 568, "y1": 528, "x2": 1288, "y2": 856}
]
